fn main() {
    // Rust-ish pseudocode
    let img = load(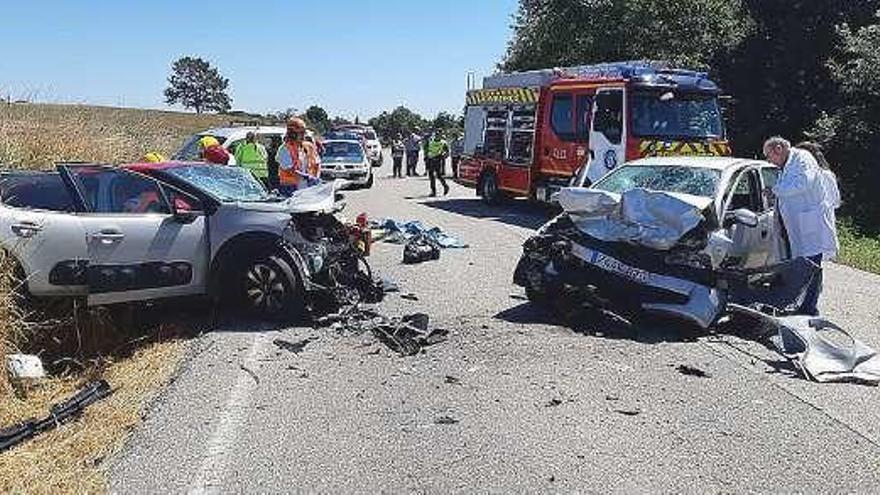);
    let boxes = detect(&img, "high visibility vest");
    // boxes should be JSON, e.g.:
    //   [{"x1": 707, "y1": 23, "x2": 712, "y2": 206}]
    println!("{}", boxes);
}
[
  {"x1": 426, "y1": 138, "x2": 448, "y2": 159},
  {"x1": 234, "y1": 142, "x2": 268, "y2": 178},
  {"x1": 276, "y1": 141, "x2": 320, "y2": 186}
]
